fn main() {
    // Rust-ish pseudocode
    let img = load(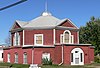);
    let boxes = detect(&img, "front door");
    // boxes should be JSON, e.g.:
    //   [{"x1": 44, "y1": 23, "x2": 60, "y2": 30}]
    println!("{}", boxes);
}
[{"x1": 71, "y1": 48, "x2": 84, "y2": 65}]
